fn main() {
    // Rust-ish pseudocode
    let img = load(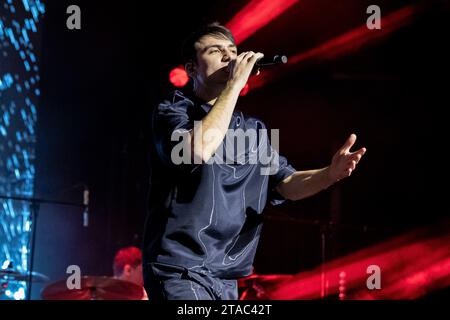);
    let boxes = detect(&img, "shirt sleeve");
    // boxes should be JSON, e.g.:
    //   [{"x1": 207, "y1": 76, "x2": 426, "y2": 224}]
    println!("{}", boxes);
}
[
  {"x1": 267, "y1": 148, "x2": 296, "y2": 206},
  {"x1": 152, "y1": 98, "x2": 198, "y2": 172}
]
